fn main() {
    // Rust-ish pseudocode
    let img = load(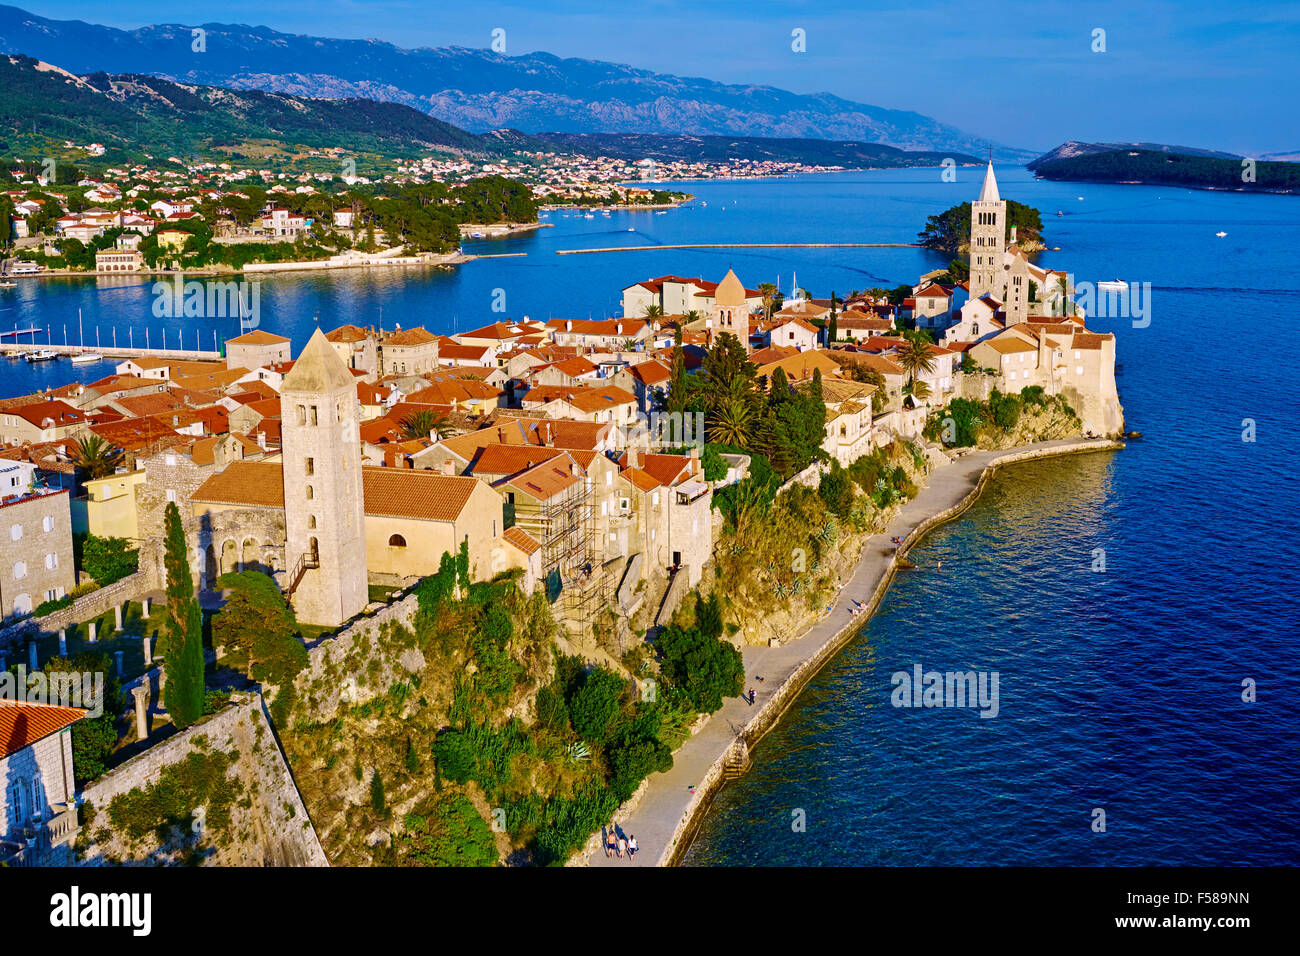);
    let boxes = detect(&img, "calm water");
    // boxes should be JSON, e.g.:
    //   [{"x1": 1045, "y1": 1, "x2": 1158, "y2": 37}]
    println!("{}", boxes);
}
[{"x1": 3, "y1": 168, "x2": 1297, "y2": 864}]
